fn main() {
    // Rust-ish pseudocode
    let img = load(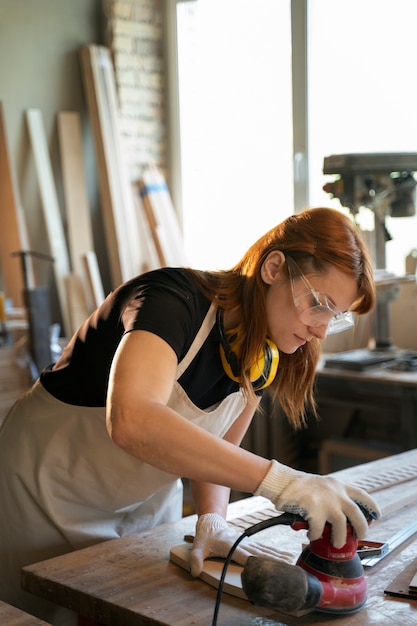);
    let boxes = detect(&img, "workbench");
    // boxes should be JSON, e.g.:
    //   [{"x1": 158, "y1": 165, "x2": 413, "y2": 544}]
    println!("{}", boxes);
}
[
  {"x1": 21, "y1": 450, "x2": 417, "y2": 625},
  {"x1": 296, "y1": 357, "x2": 417, "y2": 474},
  {"x1": 0, "y1": 600, "x2": 51, "y2": 625}
]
